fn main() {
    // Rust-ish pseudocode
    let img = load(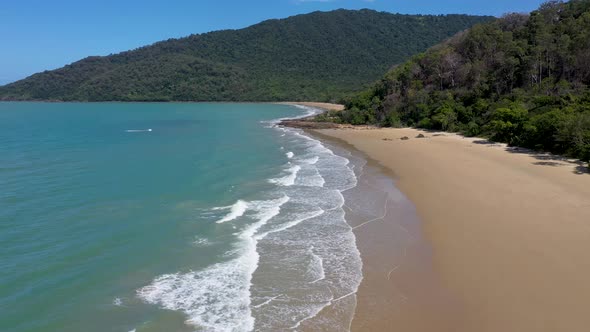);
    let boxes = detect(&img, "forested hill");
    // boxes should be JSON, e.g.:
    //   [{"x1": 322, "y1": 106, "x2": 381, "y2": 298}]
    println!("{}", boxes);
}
[
  {"x1": 340, "y1": 0, "x2": 590, "y2": 163},
  {"x1": 0, "y1": 10, "x2": 492, "y2": 102}
]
